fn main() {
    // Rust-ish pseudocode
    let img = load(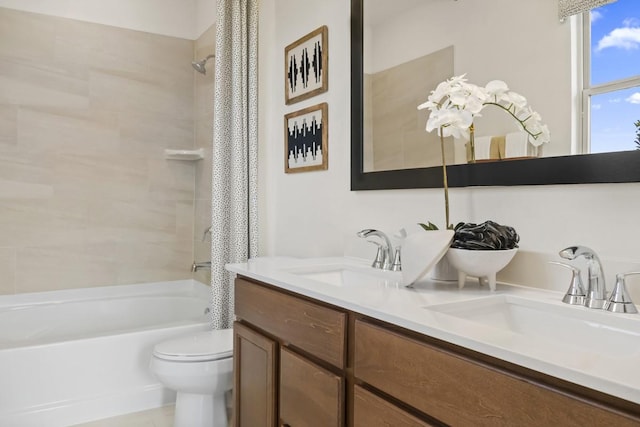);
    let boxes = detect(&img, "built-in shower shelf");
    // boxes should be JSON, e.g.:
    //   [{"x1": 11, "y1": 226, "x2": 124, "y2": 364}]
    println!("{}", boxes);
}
[{"x1": 164, "y1": 148, "x2": 204, "y2": 161}]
